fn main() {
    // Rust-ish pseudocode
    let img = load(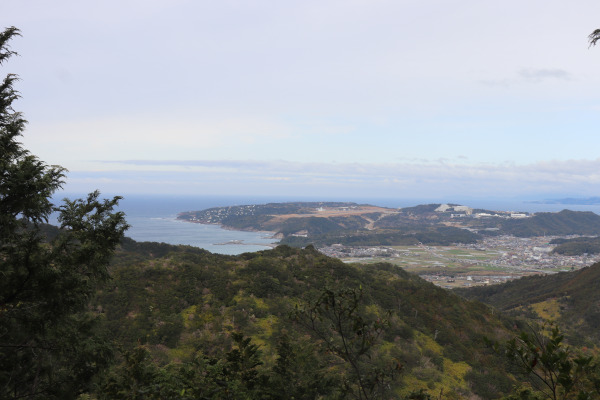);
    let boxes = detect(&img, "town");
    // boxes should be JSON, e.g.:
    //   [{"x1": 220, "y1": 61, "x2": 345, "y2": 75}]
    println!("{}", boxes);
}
[{"x1": 319, "y1": 234, "x2": 600, "y2": 289}]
